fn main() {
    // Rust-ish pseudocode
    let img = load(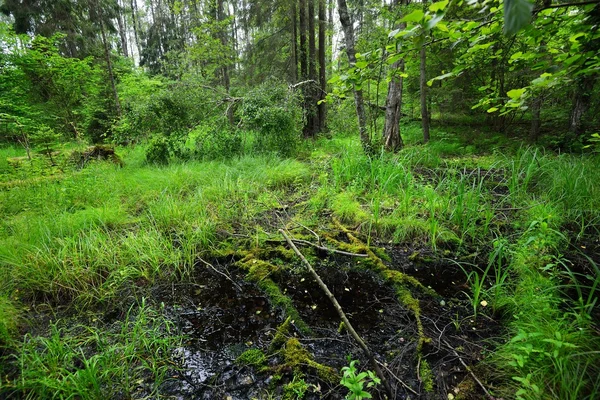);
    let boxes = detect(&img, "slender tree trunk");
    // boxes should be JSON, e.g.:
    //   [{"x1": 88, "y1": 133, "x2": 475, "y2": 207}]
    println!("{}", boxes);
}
[
  {"x1": 217, "y1": 0, "x2": 230, "y2": 92},
  {"x1": 419, "y1": 44, "x2": 429, "y2": 143},
  {"x1": 338, "y1": 0, "x2": 371, "y2": 153},
  {"x1": 382, "y1": 0, "x2": 405, "y2": 151},
  {"x1": 383, "y1": 59, "x2": 405, "y2": 151},
  {"x1": 530, "y1": 95, "x2": 542, "y2": 142},
  {"x1": 291, "y1": 2, "x2": 298, "y2": 82},
  {"x1": 99, "y1": 16, "x2": 122, "y2": 117},
  {"x1": 299, "y1": 0, "x2": 308, "y2": 80},
  {"x1": 569, "y1": 76, "x2": 595, "y2": 135},
  {"x1": 130, "y1": 0, "x2": 141, "y2": 59},
  {"x1": 318, "y1": 0, "x2": 327, "y2": 131},
  {"x1": 306, "y1": 0, "x2": 319, "y2": 136},
  {"x1": 117, "y1": 0, "x2": 129, "y2": 57}
]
